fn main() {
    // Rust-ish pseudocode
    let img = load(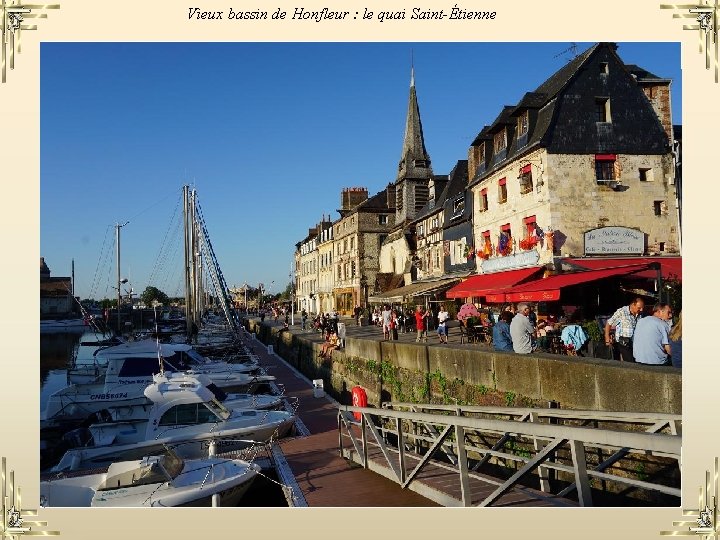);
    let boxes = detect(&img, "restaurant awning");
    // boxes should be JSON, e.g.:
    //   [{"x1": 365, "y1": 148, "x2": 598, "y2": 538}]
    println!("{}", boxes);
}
[
  {"x1": 485, "y1": 263, "x2": 653, "y2": 303},
  {"x1": 445, "y1": 267, "x2": 544, "y2": 299},
  {"x1": 369, "y1": 276, "x2": 461, "y2": 304},
  {"x1": 563, "y1": 257, "x2": 681, "y2": 280}
]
